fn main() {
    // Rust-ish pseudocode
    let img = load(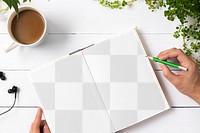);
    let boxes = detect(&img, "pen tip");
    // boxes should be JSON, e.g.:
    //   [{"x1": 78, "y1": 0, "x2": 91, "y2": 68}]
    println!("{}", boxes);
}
[
  {"x1": 145, "y1": 55, "x2": 150, "y2": 58},
  {"x1": 146, "y1": 56, "x2": 153, "y2": 60}
]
